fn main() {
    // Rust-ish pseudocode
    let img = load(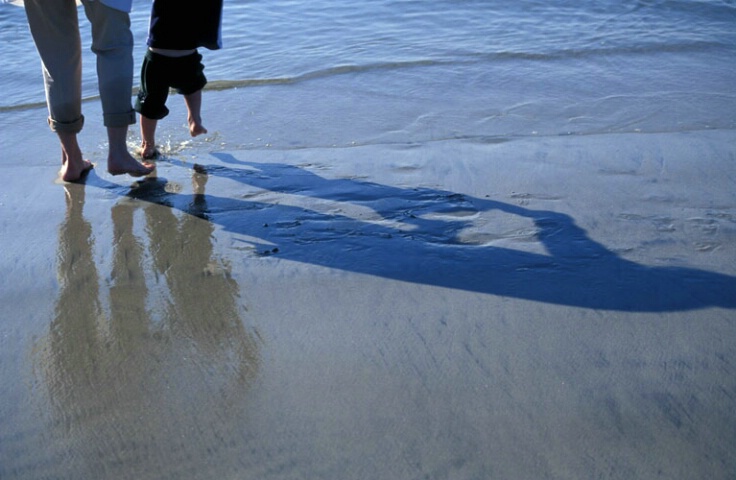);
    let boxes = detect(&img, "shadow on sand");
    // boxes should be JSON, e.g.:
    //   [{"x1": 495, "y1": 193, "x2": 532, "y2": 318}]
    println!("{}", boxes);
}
[{"x1": 86, "y1": 152, "x2": 736, "y2": 313}]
